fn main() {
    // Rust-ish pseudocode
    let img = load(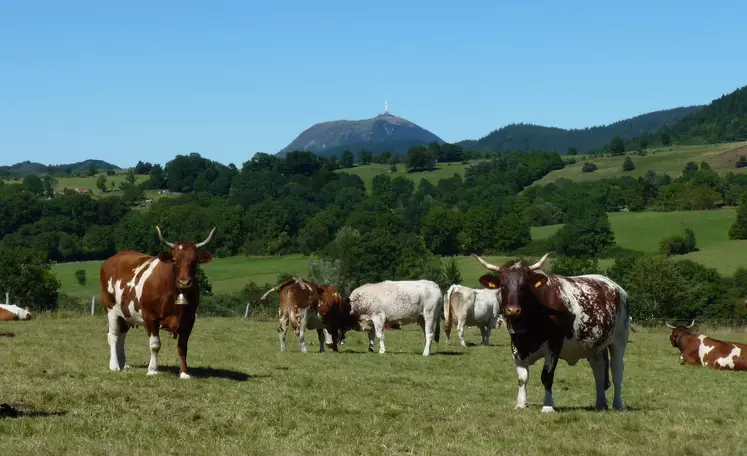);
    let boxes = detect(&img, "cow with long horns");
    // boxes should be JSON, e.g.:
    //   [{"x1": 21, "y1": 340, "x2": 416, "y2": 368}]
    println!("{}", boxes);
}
[
  {"x1": 472, "y1": 253, "x2": 630, "y2": 412},
  {"x1": 99, "y1": 226, "x2": 215, "y2": 379},
  {"x1": 667, "y1": 320, "x2": 747, "y2": 370}
]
